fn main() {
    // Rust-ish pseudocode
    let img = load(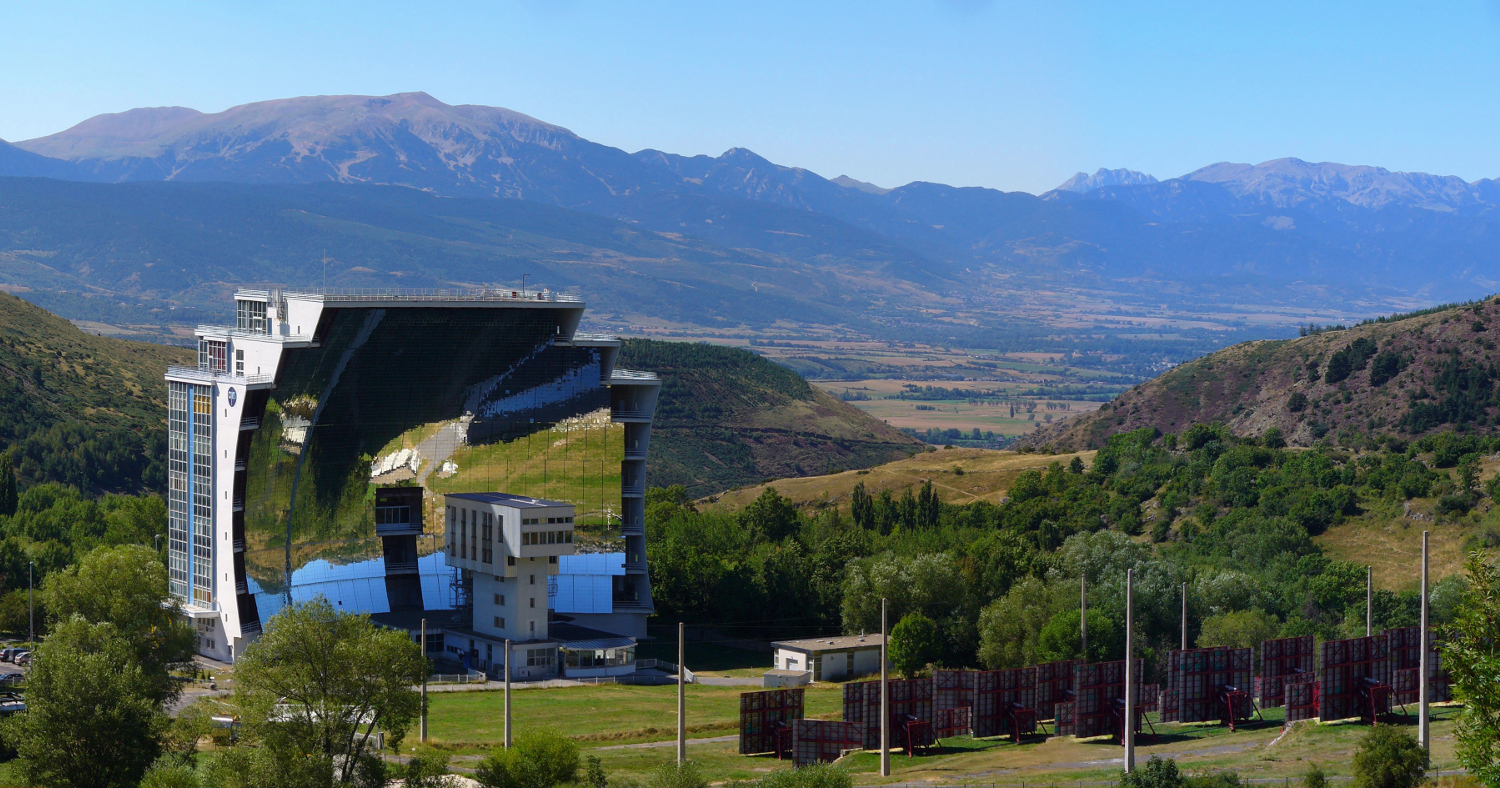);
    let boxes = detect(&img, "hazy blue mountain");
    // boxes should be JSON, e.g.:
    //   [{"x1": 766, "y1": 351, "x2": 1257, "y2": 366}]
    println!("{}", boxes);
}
[
  {"x1": 831, "y1": 175, "x2": 890, "y2": 195},
  {"x1": 0, "y1": 139, "x2": 92, "y2": 180},
  {"x1": 0, "y1": 177, "x2": 908, "y2": 330},
  {"x1": 1054, "y1": 167, "x2": 1157, "y2": 193},
  {"x1": 8, "y1": 92, "x2": 1500, "y2": 312}
]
